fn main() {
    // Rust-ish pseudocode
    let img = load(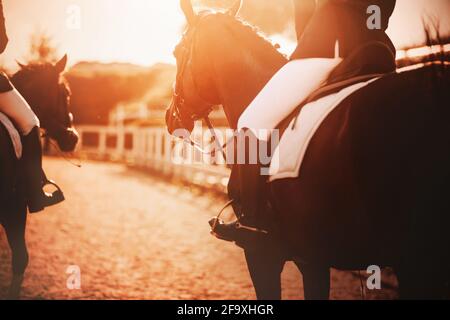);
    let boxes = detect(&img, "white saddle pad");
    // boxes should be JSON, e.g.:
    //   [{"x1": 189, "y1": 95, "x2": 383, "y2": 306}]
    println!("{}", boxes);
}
[
  {"x1": 0, "y1": 112, "x2": 23, "y2": 159},
  {"x1": 269, "y1": 77, "x2": 381, "y2": 182},
  {"x1": 238, "y1": 58, "x2": 343, "y2": 141}
]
